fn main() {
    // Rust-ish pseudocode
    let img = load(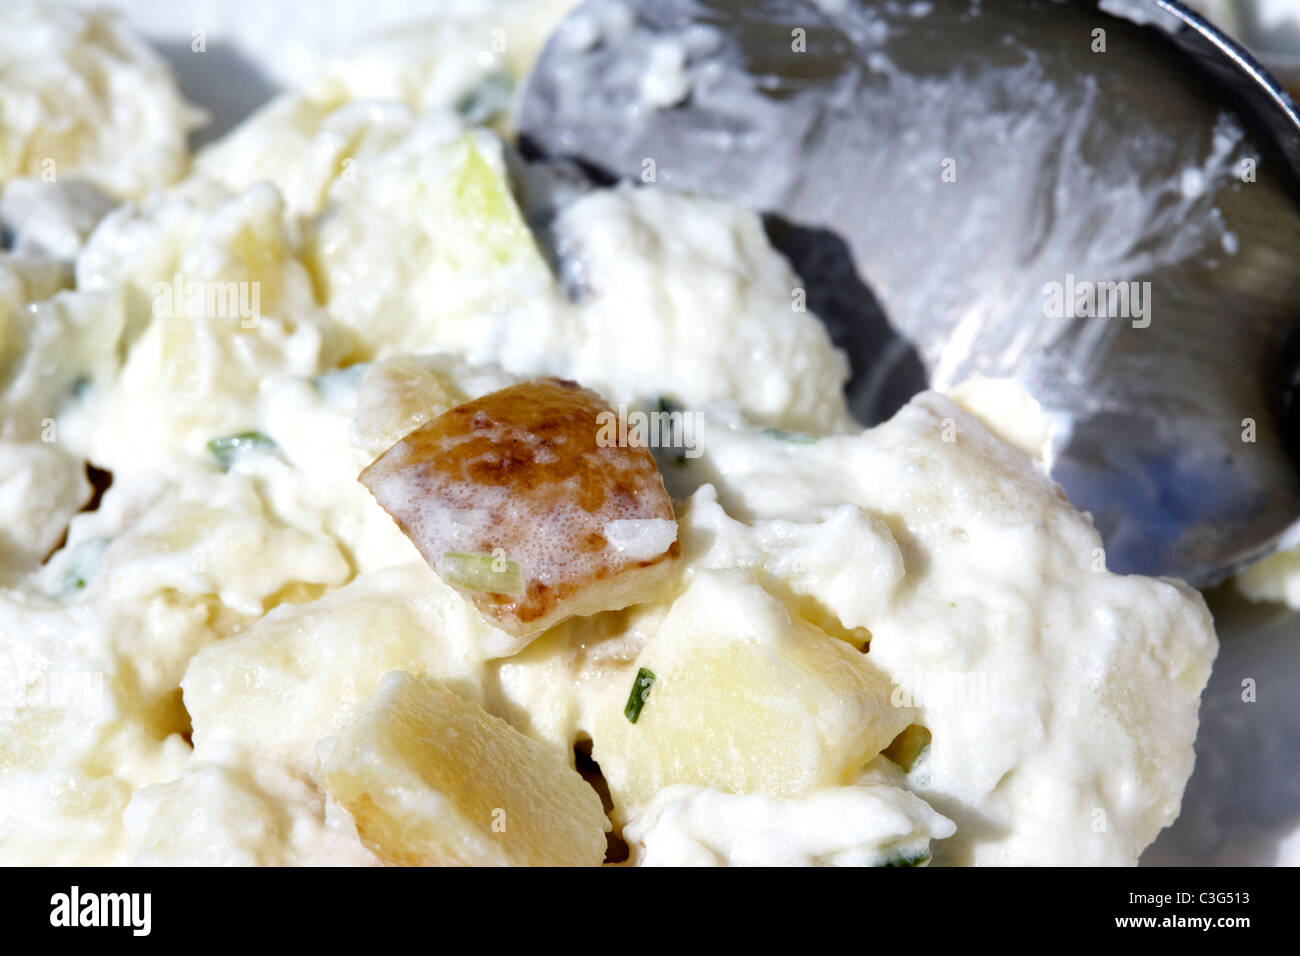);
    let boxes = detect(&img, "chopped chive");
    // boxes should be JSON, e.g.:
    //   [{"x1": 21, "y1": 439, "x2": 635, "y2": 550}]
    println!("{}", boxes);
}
[
  {"x1": 455, "y1": 72, "x2": 513, "y2": 125},
  {"x1": 441, "y1": 551, "x2": 524, "y2": 596},
  {"x1": 760, "y1": 427, "x2": 818, "y2": 444},
  {"x1": 69, "y1": 376, "x2": 92, "y2": 401},
  {"x1": 207, "y1": 431, "x2": 281, "y2": 471},
  {"x1": 624, "y1": 667, "x2": 656, "y2": 723},
  {"x1": 56, "y1": 376, "x2": 93, "y2": 416},
  {"x1": 57, "y1": 536, "x2": 111, "y2": 595},
  {"x1": 881, "y1": 850, "x2": 931, "y2": 867}
]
